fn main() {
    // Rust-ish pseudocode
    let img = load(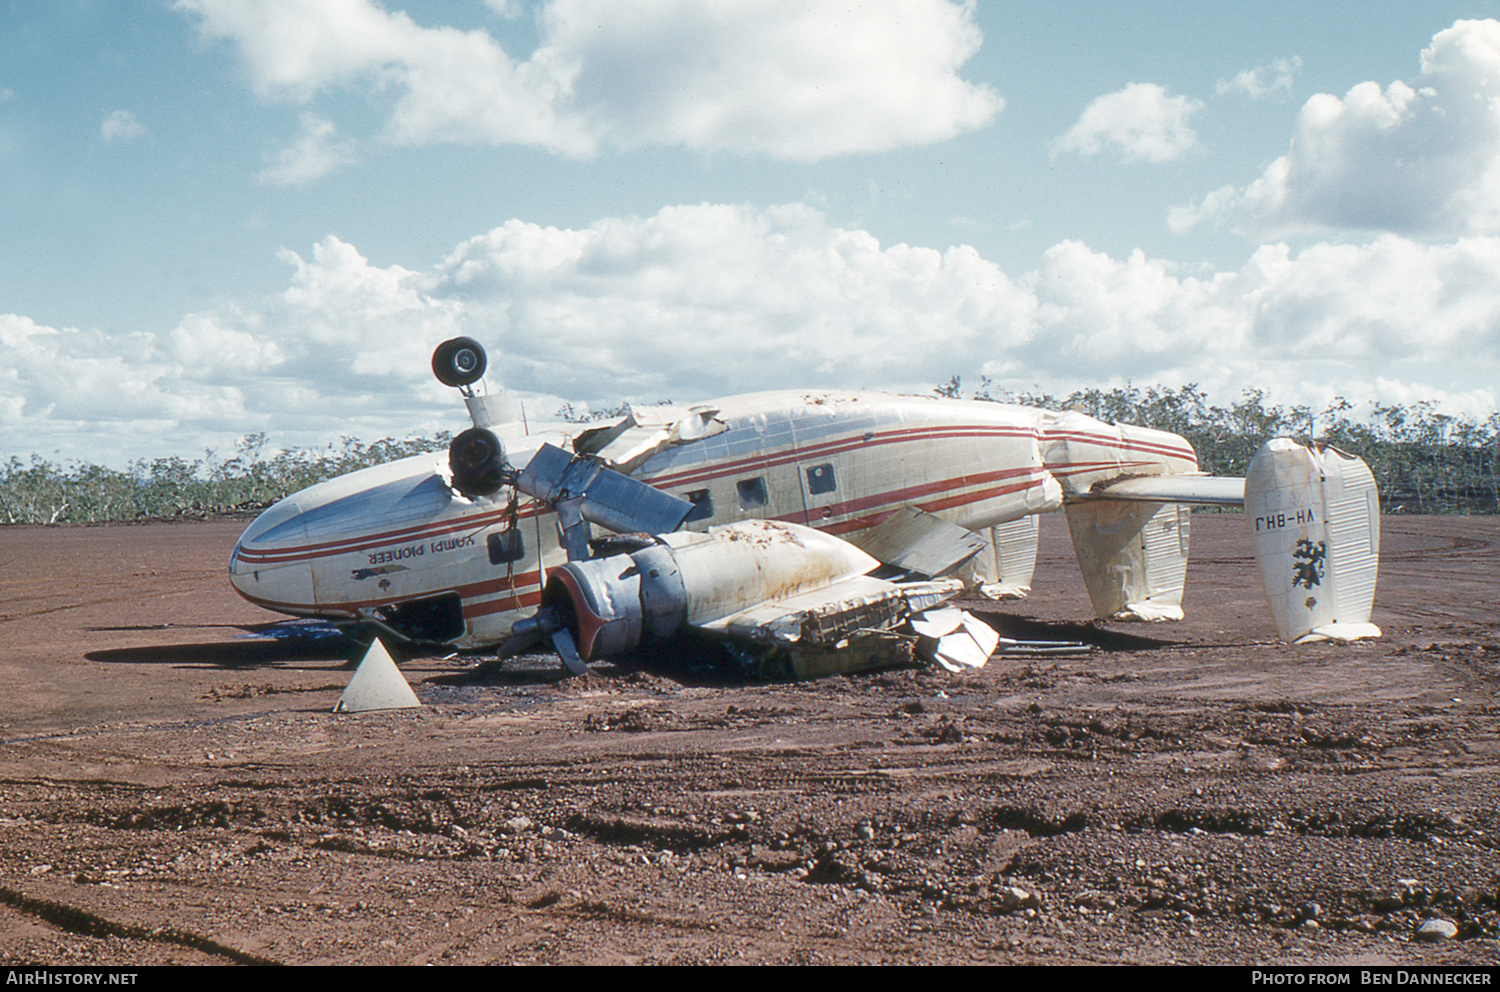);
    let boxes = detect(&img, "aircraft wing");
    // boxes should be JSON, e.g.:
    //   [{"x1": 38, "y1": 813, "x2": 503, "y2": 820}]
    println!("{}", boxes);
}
[
  {"x1": 1088, "y1": 474, "x2": 1245, "y2": 506},
  {"x1": 510, "y1": 519, "x2": 1003, "y2": 679},
  {"x1": 702, "y1": 573, "x2": 965, "y2": 644}
]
